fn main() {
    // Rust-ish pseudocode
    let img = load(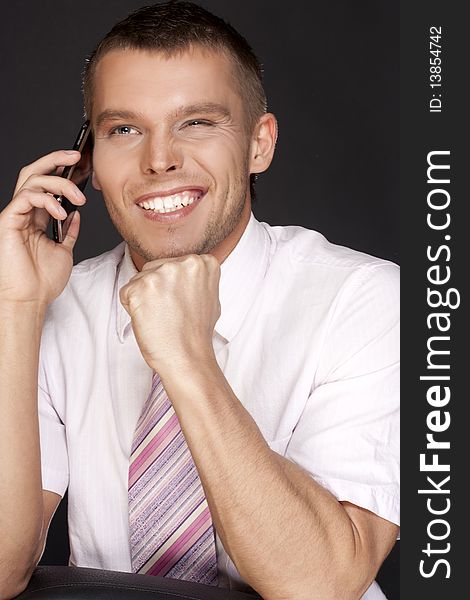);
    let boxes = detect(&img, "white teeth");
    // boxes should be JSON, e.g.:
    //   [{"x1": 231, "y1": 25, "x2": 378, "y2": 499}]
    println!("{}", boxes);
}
[{"x1": 138, "y1": 191, "x2": 201, "y2": 213}]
